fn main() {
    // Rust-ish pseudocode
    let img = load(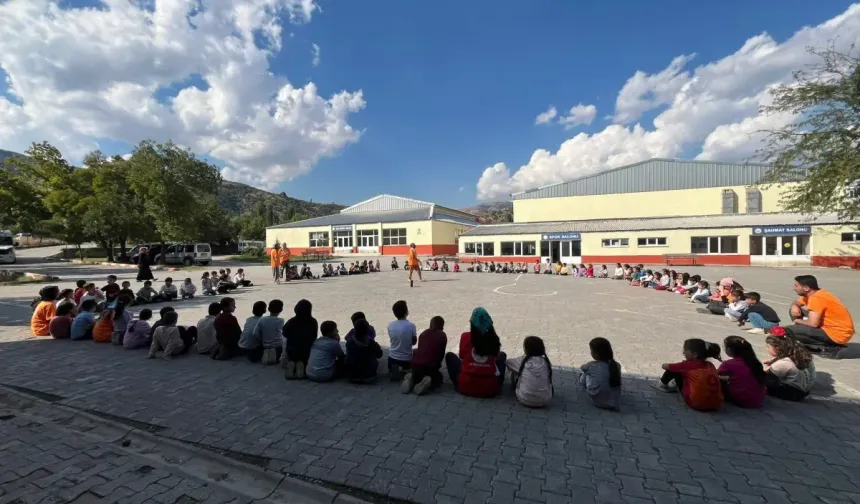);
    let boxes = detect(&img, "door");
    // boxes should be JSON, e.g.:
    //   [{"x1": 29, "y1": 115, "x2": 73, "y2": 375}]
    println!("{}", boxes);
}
[
  {"x1": 550, "y1": 241, "x2": 560, "y2": 263},
  {"x1": 559, "y1": 240, "x2": 582, "y2": 266}
]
